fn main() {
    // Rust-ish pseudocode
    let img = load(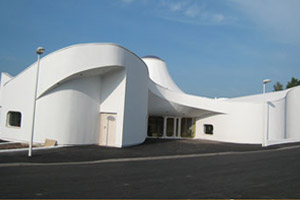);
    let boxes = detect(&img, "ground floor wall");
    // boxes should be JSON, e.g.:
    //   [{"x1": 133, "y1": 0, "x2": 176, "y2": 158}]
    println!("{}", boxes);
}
[
  {"x1": 194, "y1": 103, "x2": 264, "y2": 144},
  {"x1": 99, "y1": 69, "x2": 127, "y2": 147},
  {"x1": 34, "y1": 69, "x2": 128, "y2": 147},
  {"x1": 0, "y1": 67, "x2": 37, "y2": 143},
  {"x1": 0, "y1": 68, "x2": 128, "y2": 147}
]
